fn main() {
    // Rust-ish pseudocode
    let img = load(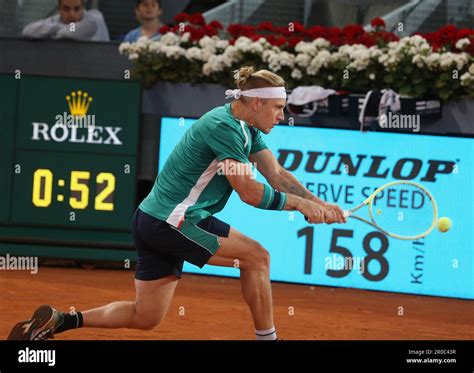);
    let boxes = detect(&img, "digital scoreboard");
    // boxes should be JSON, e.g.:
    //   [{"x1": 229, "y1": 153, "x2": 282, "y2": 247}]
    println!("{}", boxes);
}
[{"x1": 0, "y1": 74, "x2": 141, "y2": 255}]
